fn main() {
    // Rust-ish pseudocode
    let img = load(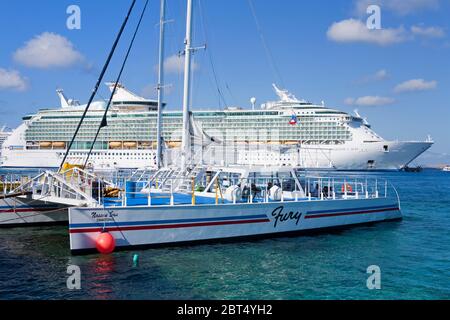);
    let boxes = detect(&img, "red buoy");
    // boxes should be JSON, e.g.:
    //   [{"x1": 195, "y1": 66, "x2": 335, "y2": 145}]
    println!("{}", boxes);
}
[{"x1": 96, "y1": 231, "x2": 116, "y2": 254}]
